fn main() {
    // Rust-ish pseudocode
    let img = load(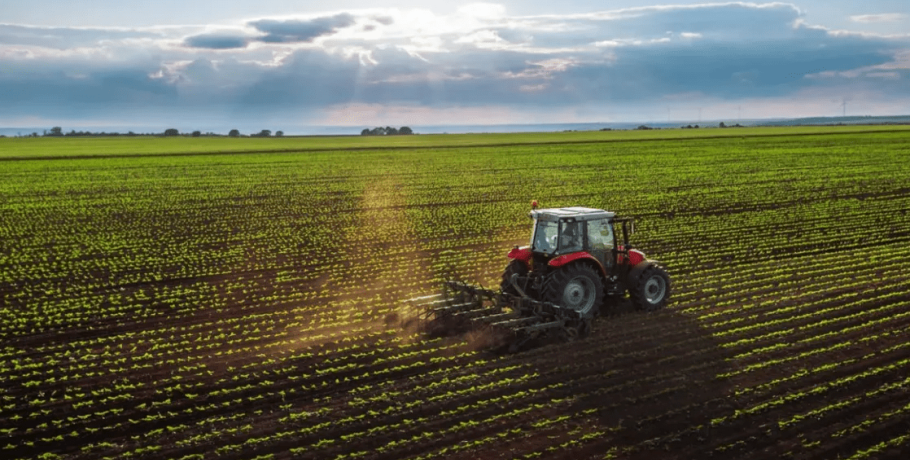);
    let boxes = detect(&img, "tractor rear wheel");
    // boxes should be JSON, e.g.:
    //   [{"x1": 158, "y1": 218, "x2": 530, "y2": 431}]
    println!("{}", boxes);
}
[
  {"x1": 629, "y1": 264, "x2": 671, "y2": 311},
  {"x1": 542, "y1": 264, "x2": 603, "y2": 318},
  {"x1": 500, "y1": 260, "x2": 529, "y2": 296}
]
